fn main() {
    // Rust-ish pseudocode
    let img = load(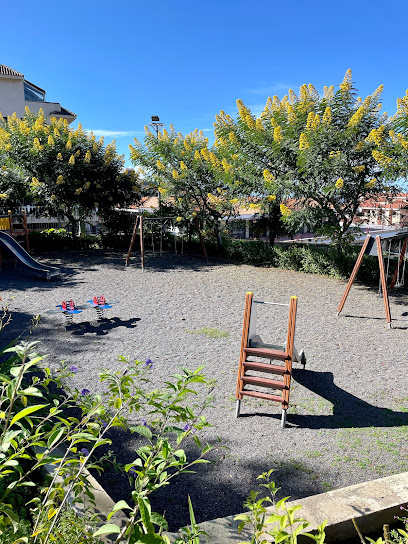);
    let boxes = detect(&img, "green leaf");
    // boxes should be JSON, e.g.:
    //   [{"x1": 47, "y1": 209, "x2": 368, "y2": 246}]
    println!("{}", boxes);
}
[
  {"x1": 133, "y1": 425, "x2": 153, "y2": 440},
  {"x1": 9, "y1": 404, "x2": 48, "y2": 427},
  {"x1": 93, "y1": 523, "x2": 121, "y2": 537},
  {"x1": 138, "y1": 496, "x2": 154, "y2": 534},
  {"x1": 0, "y1": 505, "x2": 19, "y2": 531},
  {"x1": 107, "y1": 500, "x2": 132, "y2": 520}
]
